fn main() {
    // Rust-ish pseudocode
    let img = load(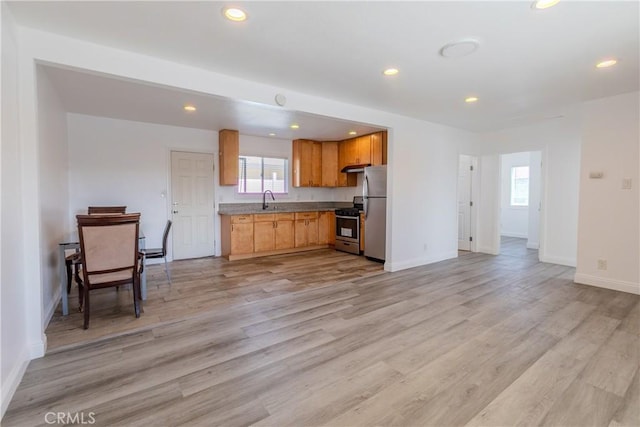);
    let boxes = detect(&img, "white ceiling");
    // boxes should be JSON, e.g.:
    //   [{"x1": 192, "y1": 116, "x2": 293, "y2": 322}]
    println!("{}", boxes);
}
[
  {"x1": 39, "y1": 65, "x2": 384, "y2": 141},
  {"x1": 9, "y1": 1, "x2": 640, "y2": 134}
]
